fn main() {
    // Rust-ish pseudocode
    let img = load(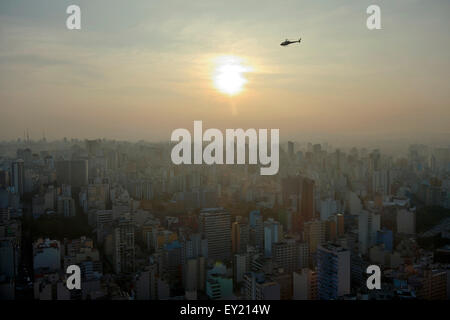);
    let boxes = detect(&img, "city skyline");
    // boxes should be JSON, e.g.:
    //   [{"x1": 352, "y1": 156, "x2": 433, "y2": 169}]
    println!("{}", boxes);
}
[
  {"x1": 1, "y1": 137, "x2": 449, "y2": 301},
  {"x1": 2, "y1": 0, "x2": 450, "y2": 308}
]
